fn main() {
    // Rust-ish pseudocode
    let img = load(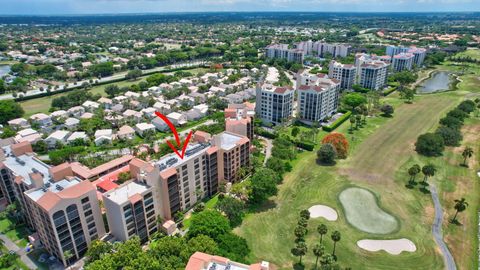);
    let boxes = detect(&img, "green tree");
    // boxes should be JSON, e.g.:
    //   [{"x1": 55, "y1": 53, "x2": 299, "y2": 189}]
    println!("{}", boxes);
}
[
  {"x1": 451, "y1": 198, "x2": 468, "y2": 224},
  {"x1": 435, "y1": 126, "x2": 462, "y2": 146},
  {"x1": 300, "y1": 209, "x2": 311, "y2": 220},
  {"x1": 249, "y1": 168, "x2": 279, "y2": 204},
  {"x1": 215, "y1": 196, "x2": 246, "y2": 227},
  {"x1": 407, "y1": 164, "x2": 421, "y2": 185},
  {"x1": 125, "y1": 69, "x2": 142, "y2": 81},
  {"x1": 187, "y1": 210, "x2": 230, "y2": 241},
  {"x1": 217, "y1": 233, "x2": 250, "y2": 262},
  {"x1": 291, "y1": 241, "x2": 308, "y2": 265},
  {"x1": 421, "y1": 164, "x2": 436, "y2": 185},
  {"x1": 461, "y1": 146, "x2": 474, "y2": 167},
  {"x1": 85, "y1": 240, "x2": 113, "y2": 264},
  {"x1": 0, "y1": 79, "x2": 5, "y2": 94},
  {"x1": 317, "y1": 143, "x2": 337, "y2": 165},
  {"x1": 342, "y1": 93, "x2": 367, "y2": 112},
  {"x1": 313, "y1": 244, "x2": 325, "y2": 270},
  {"x1": 415, "y1": 133, "x2": 445, "y2": 157},
  {"x1": 291, "y1": 126, "x2": 300, "y2": 137},
  {"x1": 294, "y1": 225, "x2": 307, "y2": 241},
  {"x1": 317, "y1": 224, "x2": 328, "y2": 244},
  {"x1": 380, "y1": 104, "x2": 394, "y2": 117},
  {"x1": 331, "y1": 231, "x2": 341, "y2": 258},
  {"x1": 0, "y1": 100, "x2": 24, "y2": 125}
]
